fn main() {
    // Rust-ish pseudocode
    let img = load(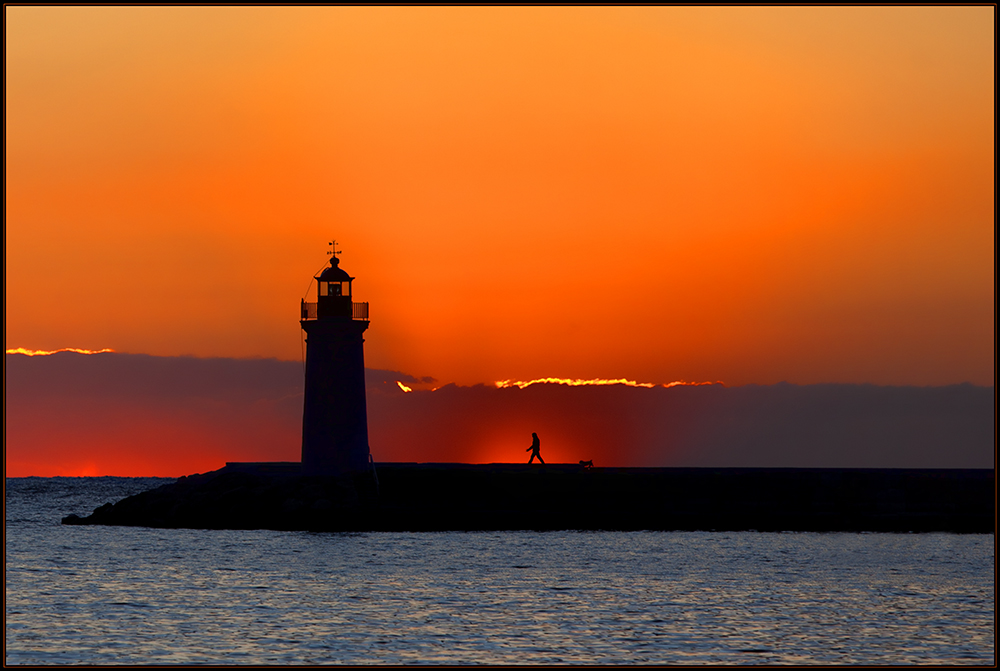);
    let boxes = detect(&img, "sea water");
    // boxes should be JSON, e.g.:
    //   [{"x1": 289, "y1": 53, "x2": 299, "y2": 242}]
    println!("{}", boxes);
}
[{"x1": 5, "y1": 477, "x2": 995, "y2": 665}]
